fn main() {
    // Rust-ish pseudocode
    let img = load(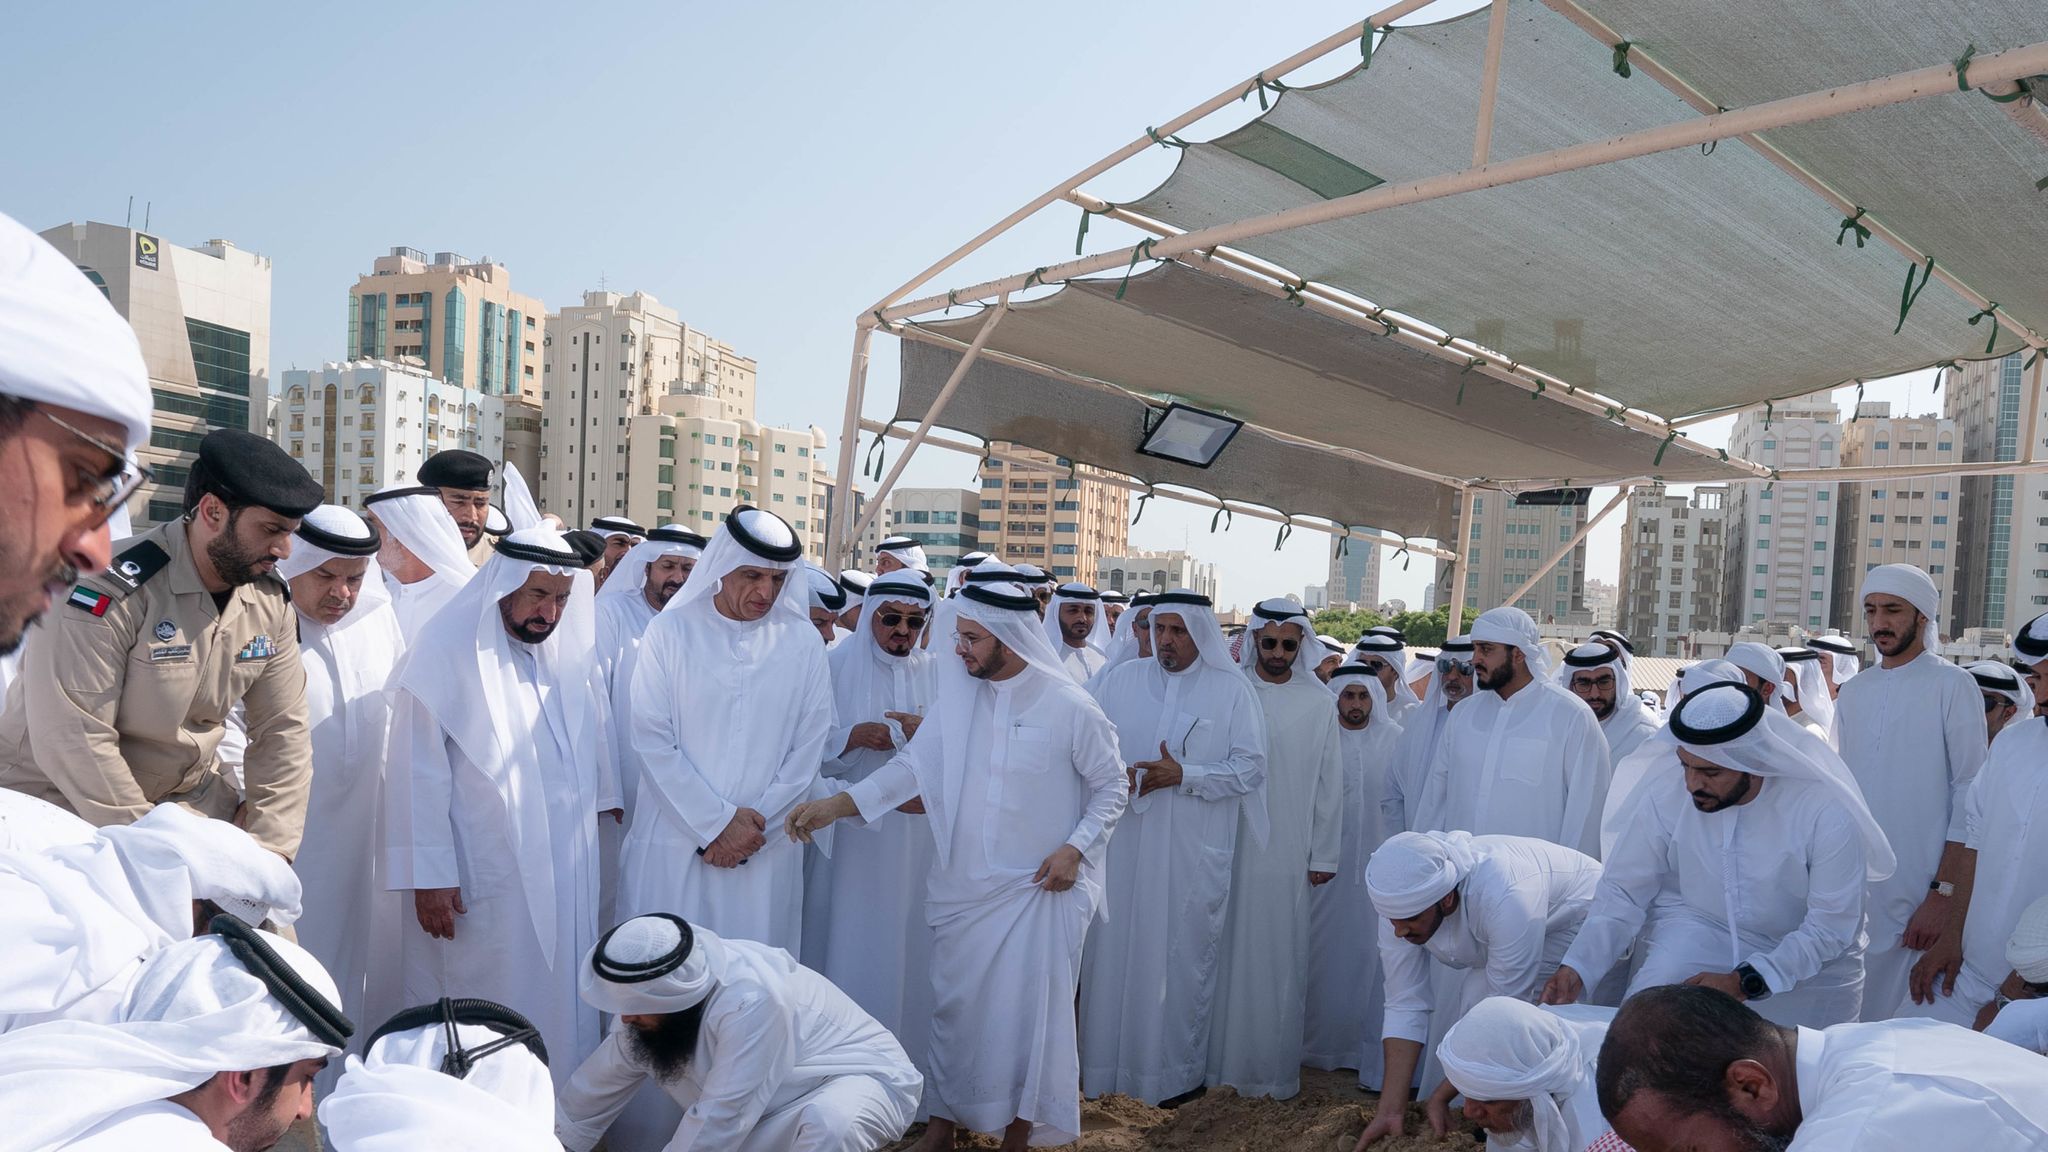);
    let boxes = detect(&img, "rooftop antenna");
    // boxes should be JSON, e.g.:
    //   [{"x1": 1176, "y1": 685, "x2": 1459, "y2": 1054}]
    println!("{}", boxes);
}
[
  {"x1": 599, "y1": 270, "x2": 608, "y2": 292},
  {"x1": 125, "y1": 196, "x2": 133, "y2": 228},
  {"x1": 143, "y1": 202, "x2": 151, "y2": 232}
]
